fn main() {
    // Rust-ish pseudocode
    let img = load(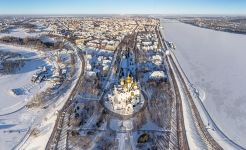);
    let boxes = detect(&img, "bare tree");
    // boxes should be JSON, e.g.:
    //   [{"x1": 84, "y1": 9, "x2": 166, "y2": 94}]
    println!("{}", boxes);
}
[{"x1": 26, "y1": 93, "x2": 44, "y2": 108}]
